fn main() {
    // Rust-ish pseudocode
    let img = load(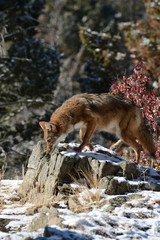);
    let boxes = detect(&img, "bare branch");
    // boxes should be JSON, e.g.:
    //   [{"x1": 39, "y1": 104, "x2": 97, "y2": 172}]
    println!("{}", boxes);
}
[
  {"x1": 0, "y1": 99, "x2": 58, "y2": 107},
  {"x1": 0, "y1": 144, "x2": 25, "y2": 156},
  {"x1": 0, "y1": 56, "x2": 32, "y2": 62}
]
